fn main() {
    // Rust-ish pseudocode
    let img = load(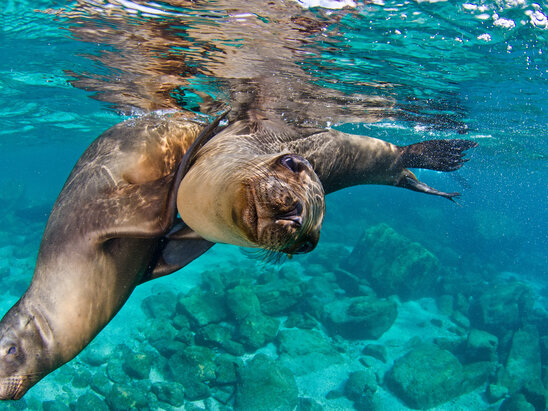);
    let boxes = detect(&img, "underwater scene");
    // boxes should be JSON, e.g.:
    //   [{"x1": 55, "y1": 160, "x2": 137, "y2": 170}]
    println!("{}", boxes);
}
[{"x1": 1, "y1": 0, "x2": 547, "y2": 410}]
